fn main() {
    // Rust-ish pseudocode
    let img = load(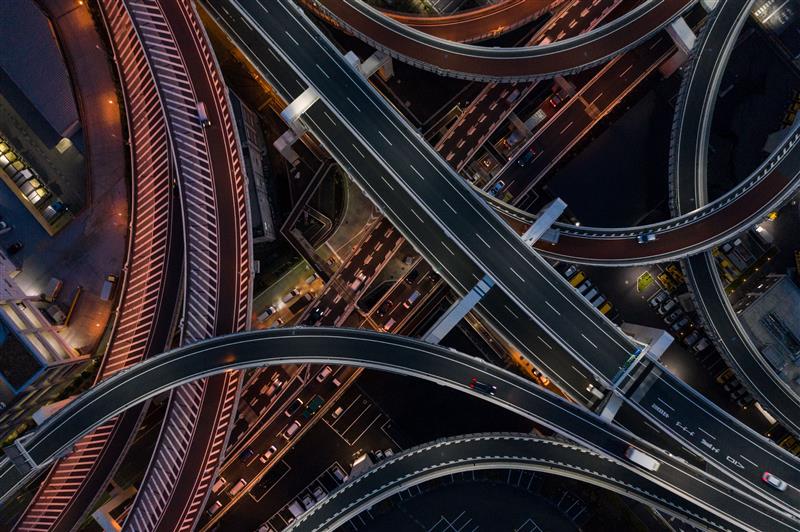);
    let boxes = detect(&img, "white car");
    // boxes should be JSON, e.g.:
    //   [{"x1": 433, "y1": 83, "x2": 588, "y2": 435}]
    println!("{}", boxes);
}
[{"x1": 762, "y1": 472, "x2": 788, "y2": 491}]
